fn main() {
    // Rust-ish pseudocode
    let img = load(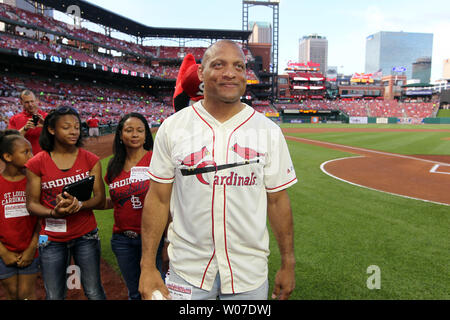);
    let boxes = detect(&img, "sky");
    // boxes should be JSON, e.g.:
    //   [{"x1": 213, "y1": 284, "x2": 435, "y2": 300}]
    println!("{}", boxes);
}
[{"x1": 55, "y1": 0, "x2": 450, "y2": 81}]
